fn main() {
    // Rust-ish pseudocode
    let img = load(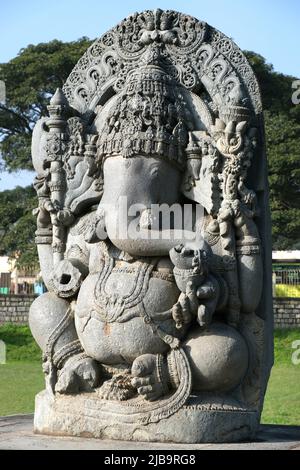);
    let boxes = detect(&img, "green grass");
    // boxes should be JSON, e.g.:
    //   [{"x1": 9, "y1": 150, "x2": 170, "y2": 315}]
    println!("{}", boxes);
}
[
  {"x1": 261, "y1": 329, "x2": 300, "y2": 425},
  {"x1": 0, "y1": 323, "x2": 41, "y2": 361},
  {"x1": 261, "y1": 365, "x2": 300, "y2": 425},
  {"x1": 0, "y1": 362, "x2": 44, "y2": 415},
  {"x1": 273, "y1": 328, "x2": 300, "y2": 364},
  {"x1": 0, "y1": 324, "x2": 44, "y2": 415},
  {"x1": 0, "y1": 324, "x2": 299, "y2": 424}
]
